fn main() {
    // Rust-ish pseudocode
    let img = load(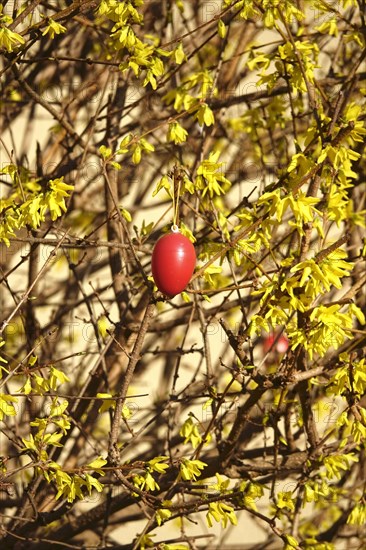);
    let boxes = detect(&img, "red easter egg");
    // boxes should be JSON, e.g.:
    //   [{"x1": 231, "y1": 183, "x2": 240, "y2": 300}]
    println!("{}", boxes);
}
[
  {"x1": 263, "y1": 333, "x2": 289, "y2": 354},
  {"x1": 152, "y1": 231, "x2": 196, "y2": 297}
]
